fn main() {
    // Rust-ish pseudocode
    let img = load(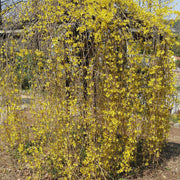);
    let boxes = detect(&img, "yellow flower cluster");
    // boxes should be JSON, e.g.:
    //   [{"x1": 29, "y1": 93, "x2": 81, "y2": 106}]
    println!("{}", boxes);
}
[{"x1": 0, "y1": 0, "x2": 177, "y2": 178}]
